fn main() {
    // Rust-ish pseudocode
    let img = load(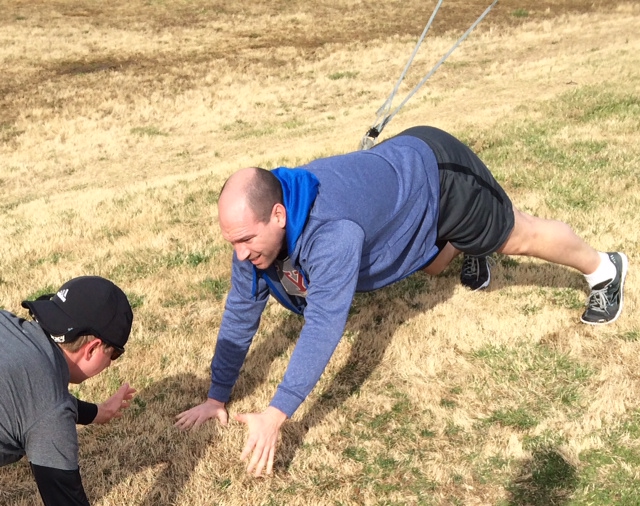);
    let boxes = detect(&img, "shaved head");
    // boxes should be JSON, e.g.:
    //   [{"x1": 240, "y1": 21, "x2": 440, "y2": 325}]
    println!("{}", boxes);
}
[
  {"x1": 219, "y1": 167, "x2": 283, "y2": 223},
  {"x1": 218, "y1": 167, "x2": 287, "y2": 270}
]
